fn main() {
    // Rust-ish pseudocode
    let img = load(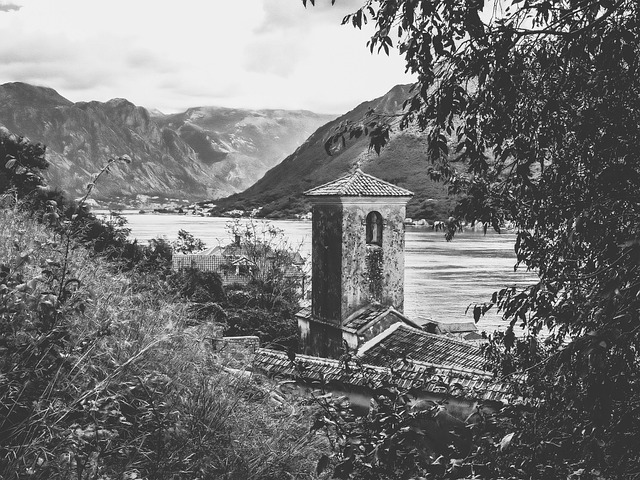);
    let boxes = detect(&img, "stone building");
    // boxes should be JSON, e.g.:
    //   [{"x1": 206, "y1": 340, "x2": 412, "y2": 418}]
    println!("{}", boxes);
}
[
  {"x1": 254, "y1": 168, "x2": 506, "y2": 418},
  {"x1": 296, "y1": 168, "x2": 419, "y2": 358}
]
